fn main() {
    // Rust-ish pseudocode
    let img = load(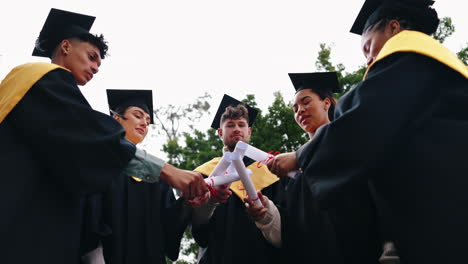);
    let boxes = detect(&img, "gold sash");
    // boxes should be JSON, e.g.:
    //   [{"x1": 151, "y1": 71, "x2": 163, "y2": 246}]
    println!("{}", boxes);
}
[
  {"x1": 364, "y1": 30, "x2": 468, "y2": 79},
  {"x1": 0, "y1": 62, "x2": 69, "y2": 123}
]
